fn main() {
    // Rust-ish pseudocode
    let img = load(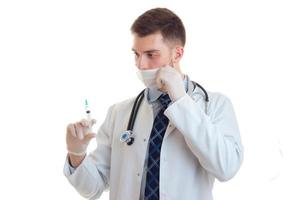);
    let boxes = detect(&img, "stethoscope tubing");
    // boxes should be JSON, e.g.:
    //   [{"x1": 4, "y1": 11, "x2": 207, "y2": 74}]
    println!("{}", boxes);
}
[{"x1": 127, "y1": 81, "x2": 208, "y2": 132}]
